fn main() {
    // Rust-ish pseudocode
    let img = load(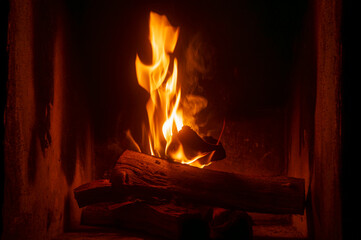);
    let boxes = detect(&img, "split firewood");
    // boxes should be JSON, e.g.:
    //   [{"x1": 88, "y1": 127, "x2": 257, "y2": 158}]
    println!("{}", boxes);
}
[
  {"x1": 81, "y1": 201, "x2": 209, "y2": 240},
  {"x1": 81, "y1": 202, "x2": 253, "y2": 239},
  {"x1": 81, "y1": 202, "x2": 116, "y2": 227},
  {"x1": 73, "y1": 179, "x2": 113, "y2": 208},
  {"x1": 111, "y1": 150, "x2": 305, "y2": 214},
  {"x1": 74, "y1": 179, "x2": 170, "y2": 208}
]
